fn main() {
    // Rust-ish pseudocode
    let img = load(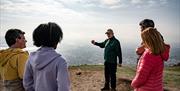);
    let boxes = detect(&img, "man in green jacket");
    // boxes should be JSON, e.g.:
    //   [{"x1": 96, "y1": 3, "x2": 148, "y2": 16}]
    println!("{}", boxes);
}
[{"x1": 91, "y1": 29, "x2": 122, "y2": 91}]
